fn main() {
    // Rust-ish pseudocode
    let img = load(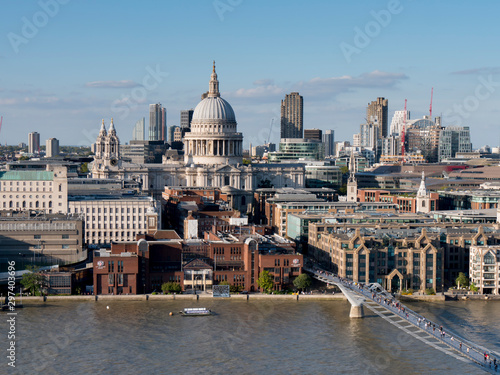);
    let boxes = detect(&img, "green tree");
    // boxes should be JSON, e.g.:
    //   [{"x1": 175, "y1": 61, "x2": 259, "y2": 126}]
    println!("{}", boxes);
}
[
  {"x1": 293, "y1": 273, "x2": 312, "y2": 291},
  {"x1": 257, "y1": 270, "x2": 274, "y2": 293},
  {"x1": 161, "y1": 282, "x2": 181, "y2": 294},
  {"x1": 20, "y1": 266, "x2": 47, "y2": 296},
  {"x1": 425, "y1": 288, "x2": 436, "y2": 295},
  {"x1": 455, "y1": 272, "x2": 469, "y2": 288},
  {"x1": 80, "y1": 162, "x2": 89, "y2": 173},
  {"x1": 242, "y1": 158, "x2": 251, "y2": 165},
  {"x1": 470, "y1": 283, "x2": 479, "y2": 292},
  {"x1": 257, "y1": 179, "x2": 272, "y2": 188},
  {"x1": 340, "y1": 166, "x2": 349, "y2": 175}
]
